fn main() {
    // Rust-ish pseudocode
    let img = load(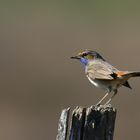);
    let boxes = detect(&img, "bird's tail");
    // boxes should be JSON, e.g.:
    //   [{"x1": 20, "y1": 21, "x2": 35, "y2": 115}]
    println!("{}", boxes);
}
[
  {"x1": 124, "y1": 71, "x2": 140, "y2": 78},
  {"x1": 120, "y1": 71, "x2": 140, "y2": 89}
]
